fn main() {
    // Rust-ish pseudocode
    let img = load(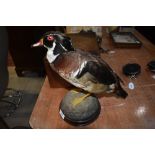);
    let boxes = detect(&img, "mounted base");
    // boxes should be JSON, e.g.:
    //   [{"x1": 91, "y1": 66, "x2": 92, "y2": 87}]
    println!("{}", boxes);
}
[{"x1": 59, "y1": 90, "x2": 101, "y2": 126}]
